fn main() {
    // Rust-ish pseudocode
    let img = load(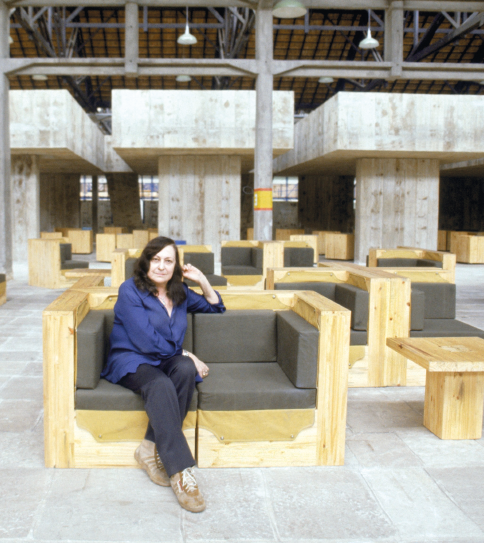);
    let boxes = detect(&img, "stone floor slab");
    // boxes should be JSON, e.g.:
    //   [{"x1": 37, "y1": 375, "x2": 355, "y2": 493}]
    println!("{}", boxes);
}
[
  {"x1": 346, "y1": 400, "x2": 423, "y2": 434},
  {"x1": 0, "y1": 376, "x2": 43, "y2": 402},
  {"x1": 346, "y1": 433, "x2": 422, "y2": 468},
  {"x1": 0, "y1": 399, "x2": 43, "y2": 432}
]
